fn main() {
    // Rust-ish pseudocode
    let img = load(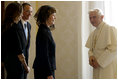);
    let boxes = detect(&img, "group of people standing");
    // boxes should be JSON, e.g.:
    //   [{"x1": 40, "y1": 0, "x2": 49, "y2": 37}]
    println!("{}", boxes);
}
[
  {"x1": 1, "y1": 2, "x2": 117, "y2": 79},
  {"x1": 1, "y1": 2, "x2": 56, "y2": 79}
]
